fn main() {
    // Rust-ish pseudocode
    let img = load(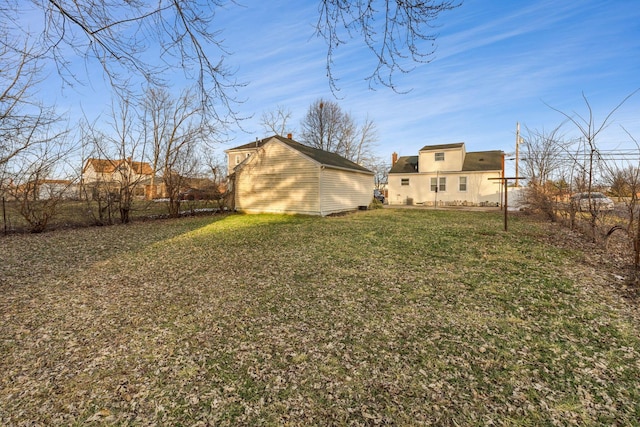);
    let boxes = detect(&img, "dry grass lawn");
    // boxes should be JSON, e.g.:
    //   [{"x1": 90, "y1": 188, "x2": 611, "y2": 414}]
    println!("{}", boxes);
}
[{"x1": 1, "y1": 209, "x2": 639, "y2": 425}]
